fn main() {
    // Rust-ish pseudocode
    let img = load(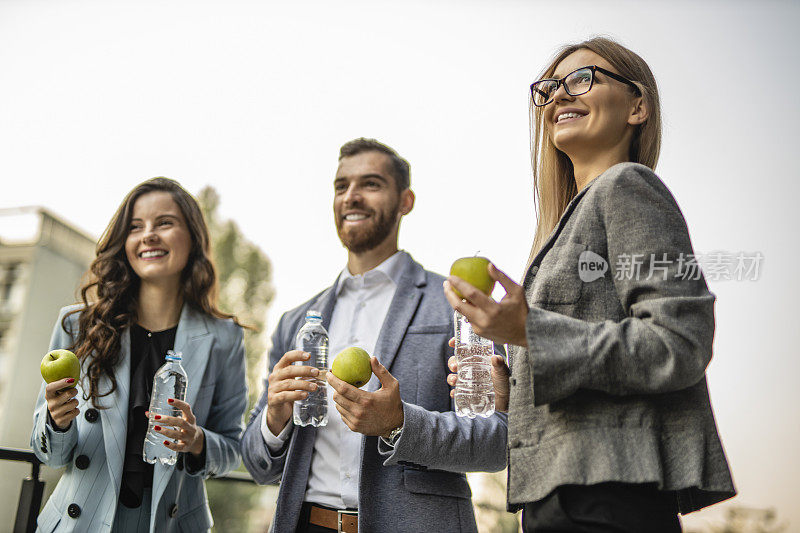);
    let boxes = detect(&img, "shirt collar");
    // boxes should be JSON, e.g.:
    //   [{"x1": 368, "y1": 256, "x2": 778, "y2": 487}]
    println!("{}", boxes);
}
[{"x1": 335, "y1": 250, "x2": 409, "y2": 296}]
